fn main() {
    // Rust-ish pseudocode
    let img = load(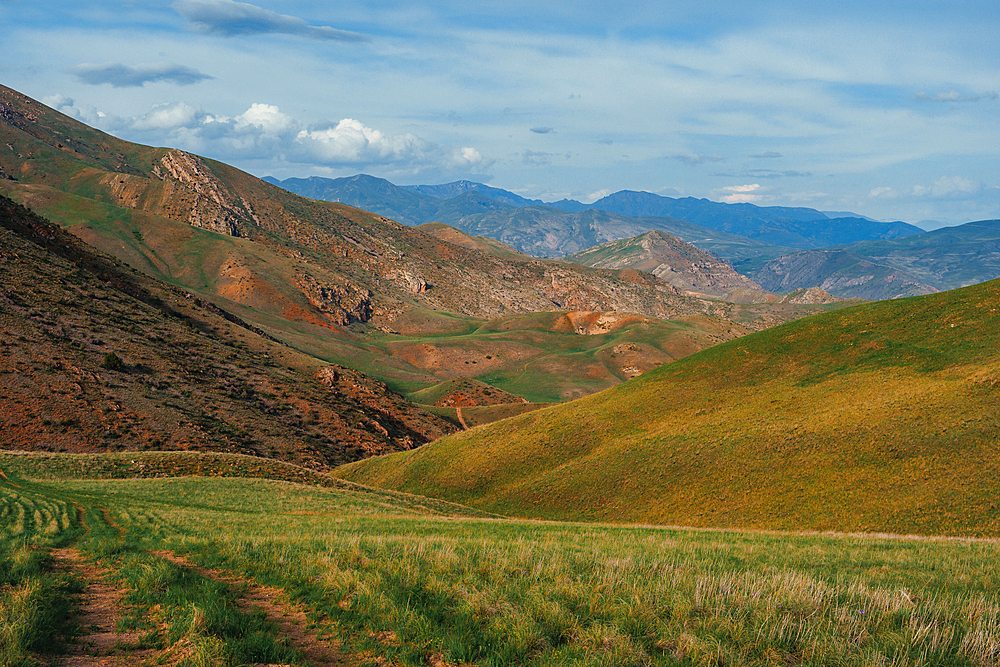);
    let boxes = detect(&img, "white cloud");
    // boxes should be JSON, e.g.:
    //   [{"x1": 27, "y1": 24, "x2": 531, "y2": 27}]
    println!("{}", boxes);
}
[
  {"x1": 293, "y1": 118, "x2": 430, "y2": 165},
  {"x1": 915, "y1": 90, "x2": 999, "y2": 103},
  {"x1": 39, "y1": 94, "x2": 490, "y2": 177},
  {"x1": 672, "y1": 153, "x2": 725, "y2": 166},
  {"x1": 869, "y1": 186, "x2": 897, "y2": 199},
  {"x1": 912, "y1": 176, "x2": 982, "y2": 198},
  {"x1": 132, "y1": 101, "x2": 200, "y2": 130},
  {"x1": 449, "y1": 146, "x2": 488, "y2": 168},
  {"x1": 236, "y1": 103, "x2": 295, "y2": 133},
  {"x1": 719, "y1": 183, "x2": 762, "y2": 203},
  {"x1": 584, "y1": 188, "x2": 612, "y2": 203}
]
